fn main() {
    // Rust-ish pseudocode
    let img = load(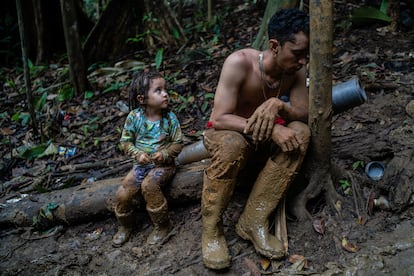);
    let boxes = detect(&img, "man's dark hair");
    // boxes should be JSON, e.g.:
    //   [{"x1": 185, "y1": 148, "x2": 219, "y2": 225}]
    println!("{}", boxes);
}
[{"x1": 268, "y1": 8, "x2": 310, "y2": 45}]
